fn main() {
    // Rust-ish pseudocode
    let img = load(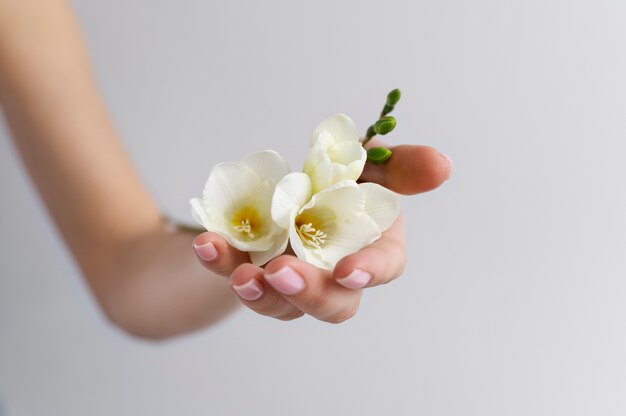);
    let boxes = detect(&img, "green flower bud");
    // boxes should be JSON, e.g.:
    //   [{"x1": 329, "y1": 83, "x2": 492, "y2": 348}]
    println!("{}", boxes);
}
[
  {"x1": 367, "y1": 147, "x2": 393, "y2": 164},
  {"x1": 386, "y1": 89, "x2": 401, "y2": 106},
  {"x1": 373, "y1": 116, "x2": 396, "y2": 135},
  {"x1": 381, "y1": 104, "x2": 394, "y2": 116},
  {"x1": 366, "y1": 125, "x2": 376, "y2": 139}
]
